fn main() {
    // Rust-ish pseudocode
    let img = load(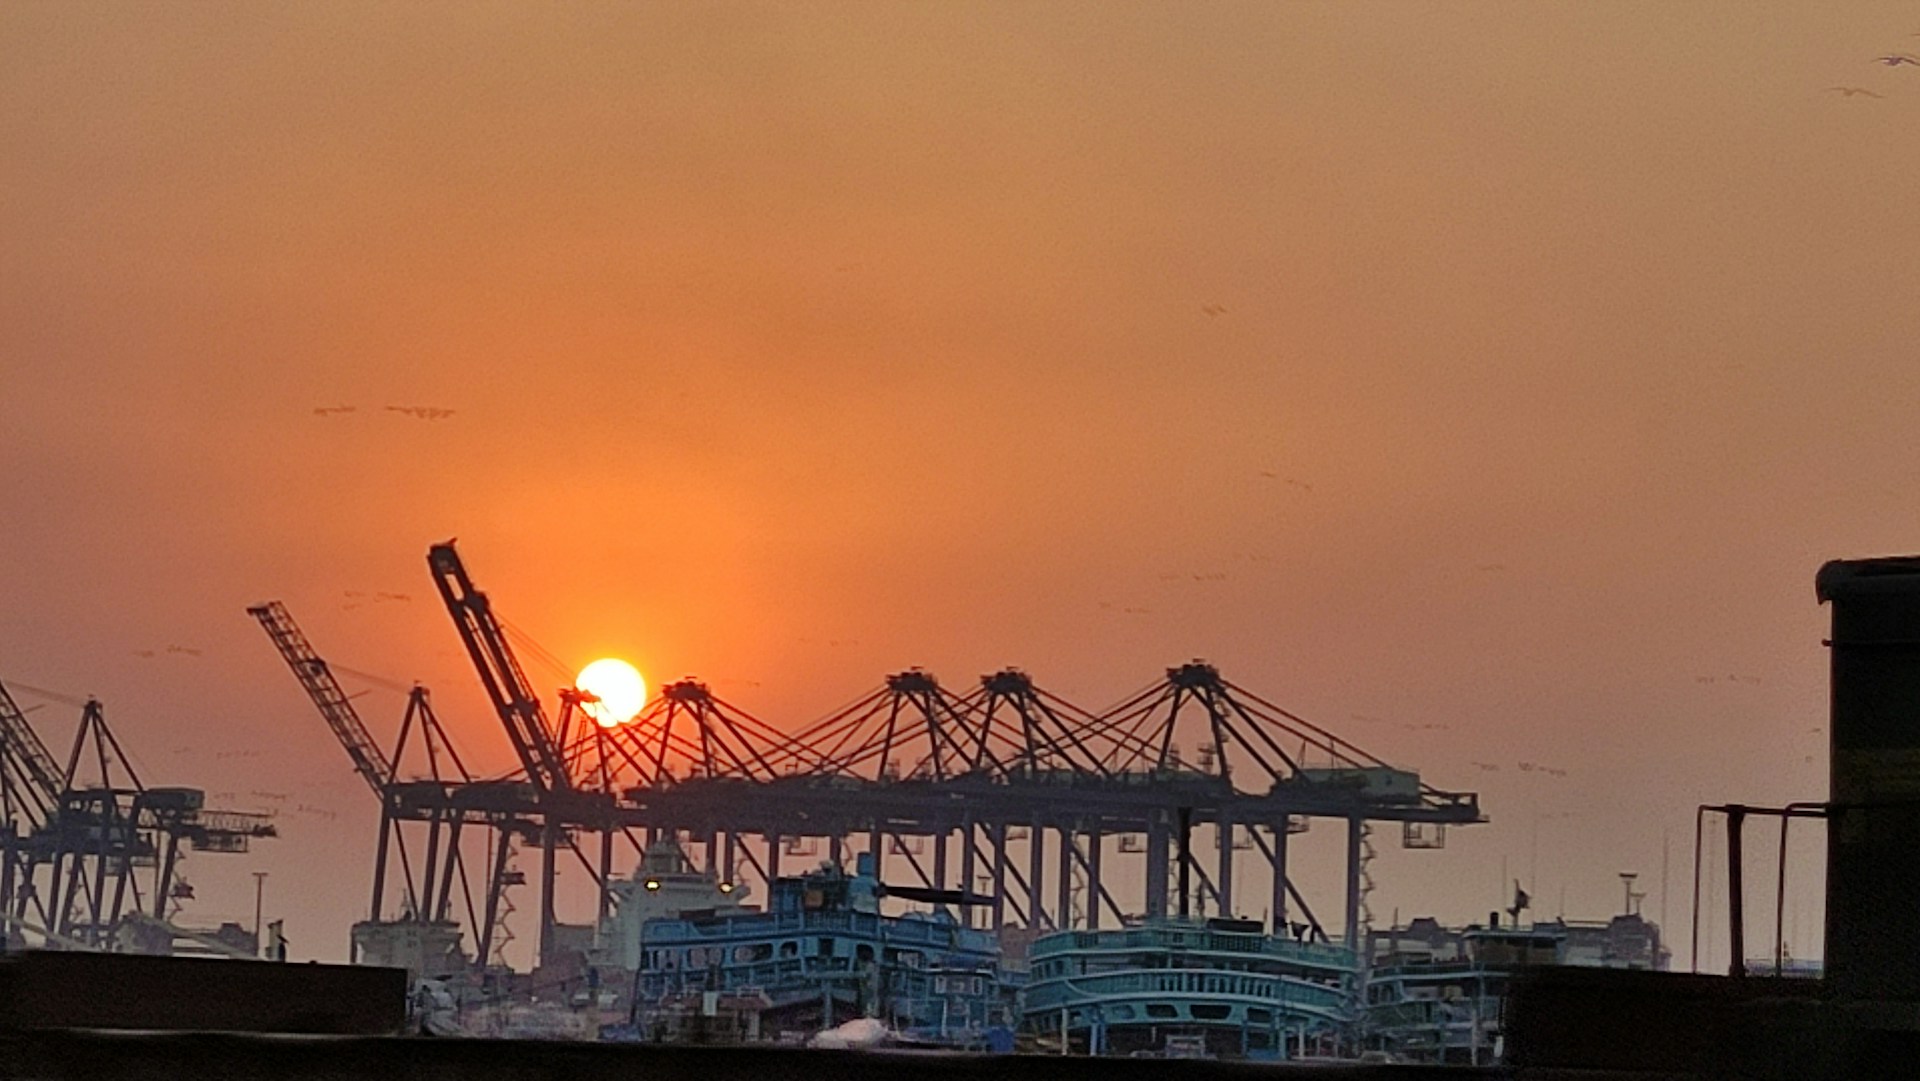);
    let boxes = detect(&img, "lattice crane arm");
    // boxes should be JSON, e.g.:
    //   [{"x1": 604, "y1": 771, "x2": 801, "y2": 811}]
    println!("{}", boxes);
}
[
  {"x1": 426, "y1": 542, "x2": 571, "y2": 792},
  {"x1": 246, "y1": 602, "x2": 395, "y2": 795},
  {"x1": 0, "y1": 676, "x2": 68, "y2": 816}
]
